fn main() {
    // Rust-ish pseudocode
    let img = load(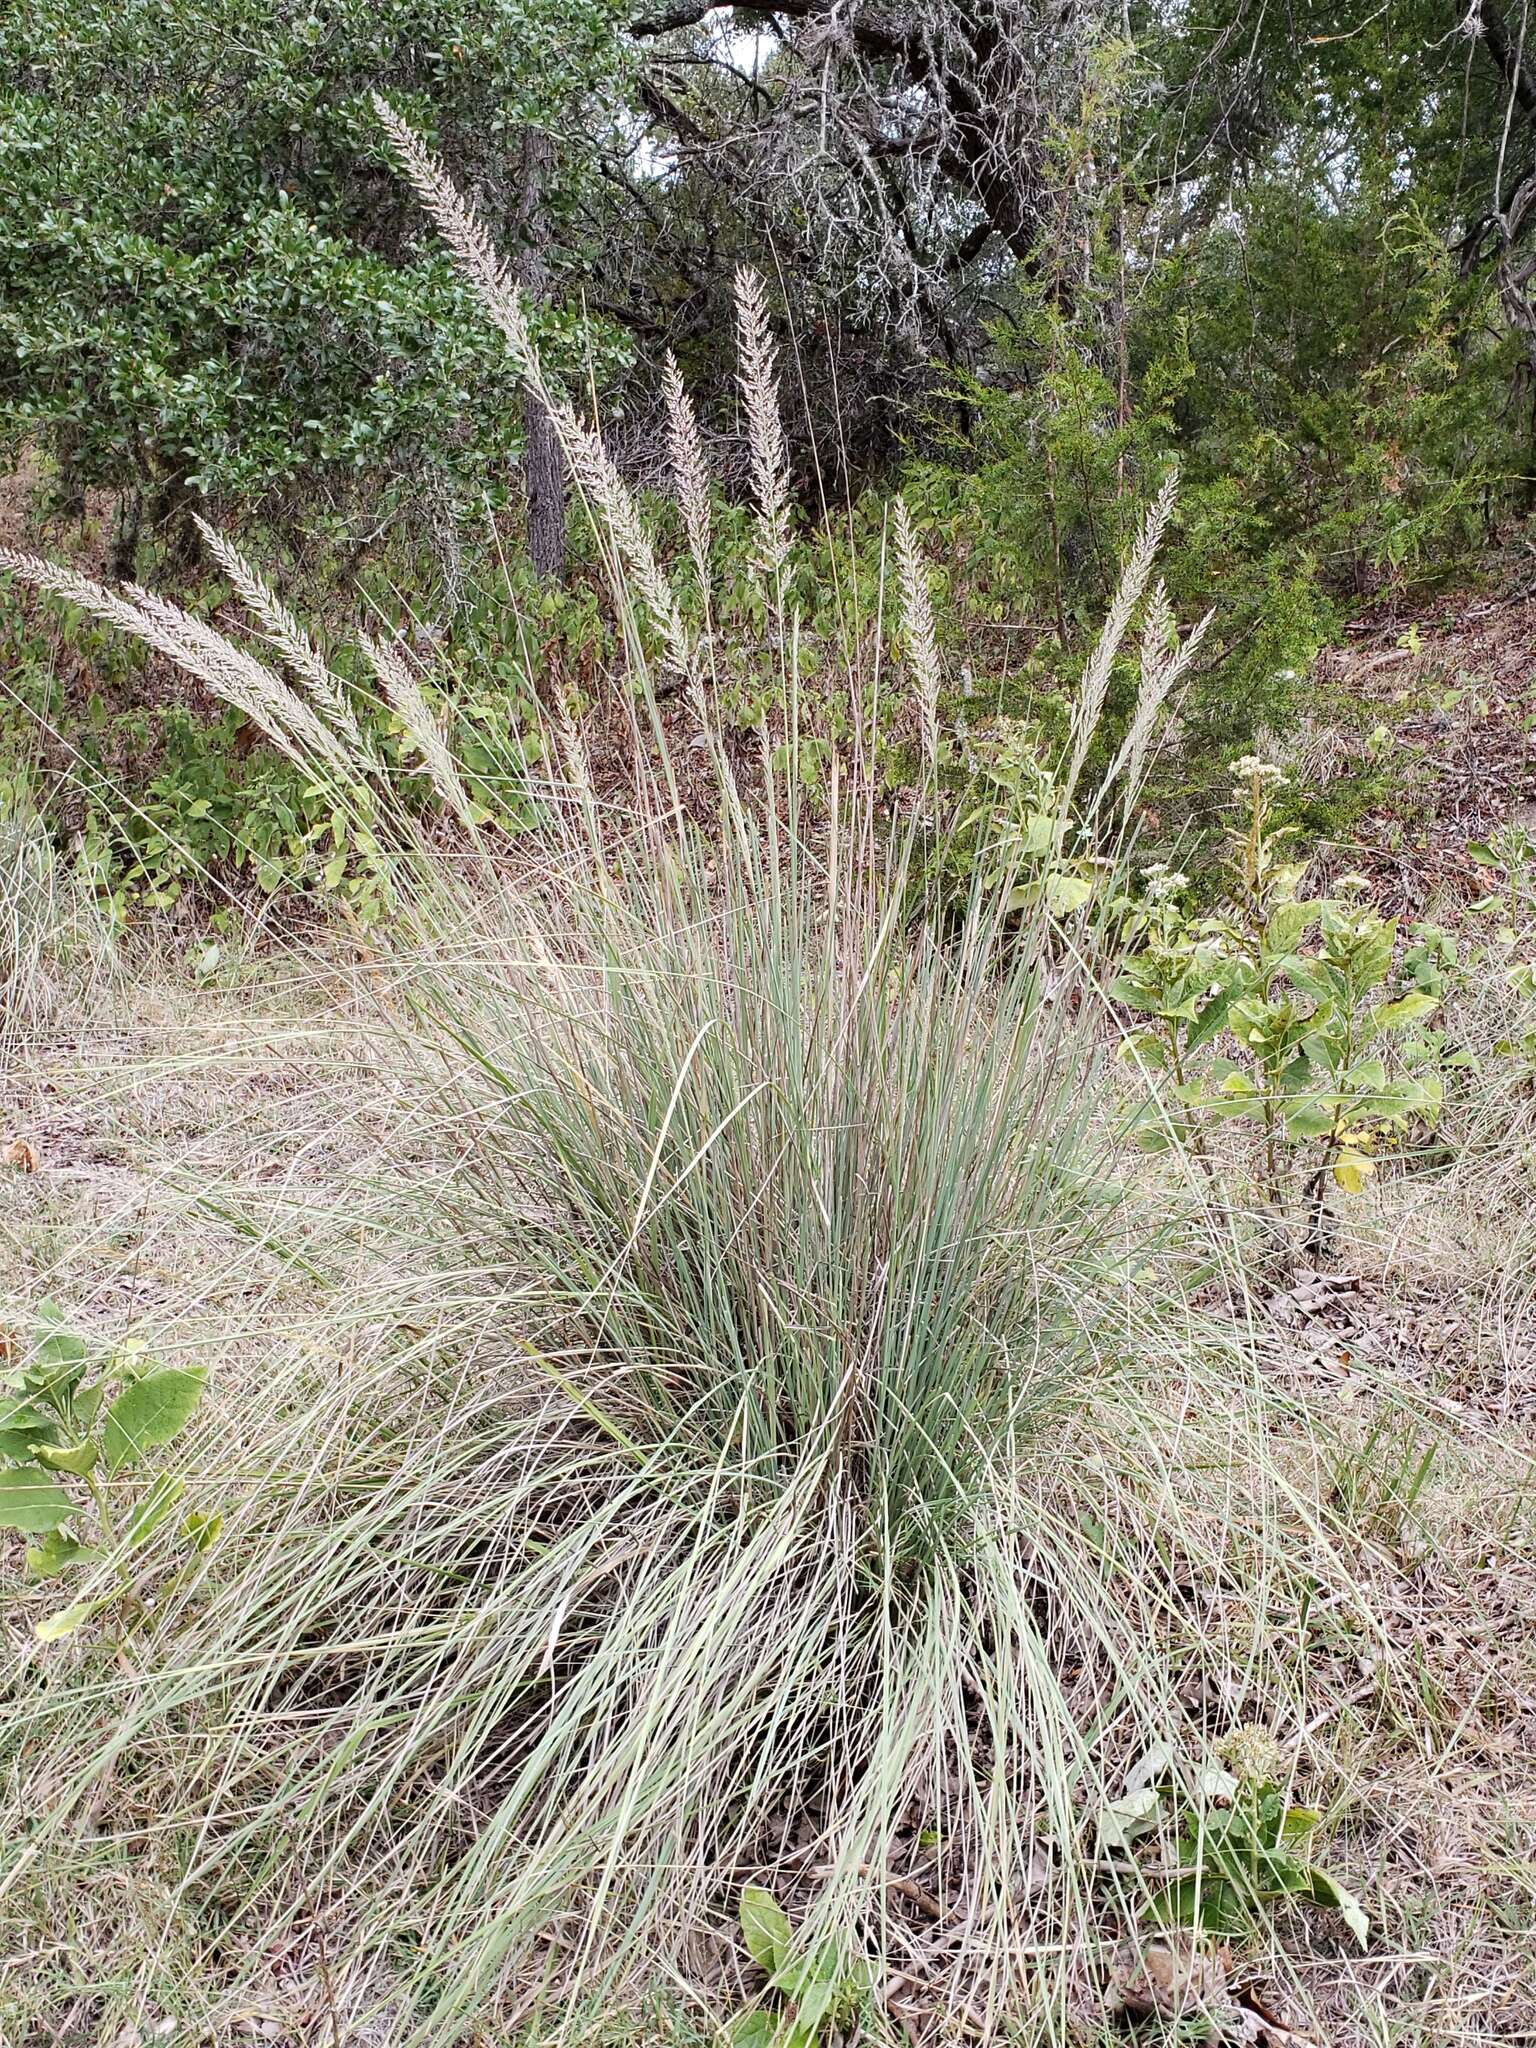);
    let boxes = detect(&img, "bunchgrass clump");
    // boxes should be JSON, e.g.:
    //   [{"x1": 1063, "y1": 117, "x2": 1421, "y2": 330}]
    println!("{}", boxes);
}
[
  {"x1": 0, "y1": 113, "x2": 1404, "y2": 2048},
  {"x1": 1, "y1": 773, "x2": 1372, "y2": 2042}
]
